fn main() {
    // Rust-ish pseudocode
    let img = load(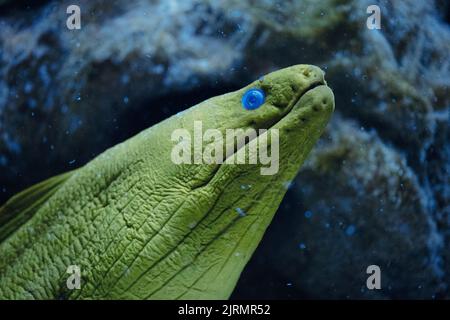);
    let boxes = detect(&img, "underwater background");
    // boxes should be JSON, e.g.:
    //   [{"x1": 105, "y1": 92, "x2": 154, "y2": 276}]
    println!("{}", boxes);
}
[{"x1": 0, "y1": 0, "x2": 449, "y2": 299}]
